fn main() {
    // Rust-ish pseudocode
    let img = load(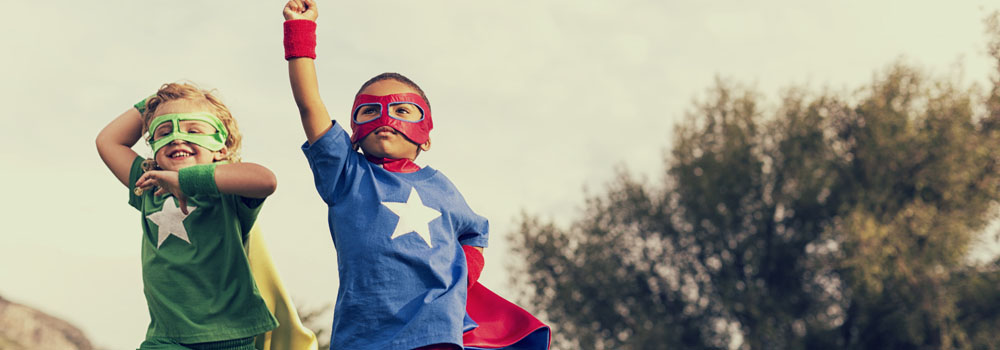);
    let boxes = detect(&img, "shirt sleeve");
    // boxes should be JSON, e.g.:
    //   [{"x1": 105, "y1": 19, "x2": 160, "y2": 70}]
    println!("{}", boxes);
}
[
  {"x1": 127, "y1": 156, "x2": 145, "y2": 210},
  {"x1": 233, "y1": 194, "x2": 265, "y2": 243},
  {"x1": 458, "y1": 214, "x2": 489, "y2": 248},
  {"x1": 301, "y1": 121, "x2": 362, "y2": 205}
]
